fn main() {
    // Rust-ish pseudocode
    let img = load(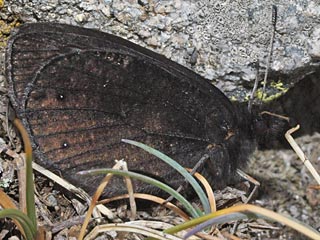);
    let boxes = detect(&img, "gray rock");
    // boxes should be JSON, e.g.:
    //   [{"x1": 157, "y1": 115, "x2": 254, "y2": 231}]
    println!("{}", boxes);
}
[{"x1": 3, "y1": 0, "x2": 320, "y2": 101}]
